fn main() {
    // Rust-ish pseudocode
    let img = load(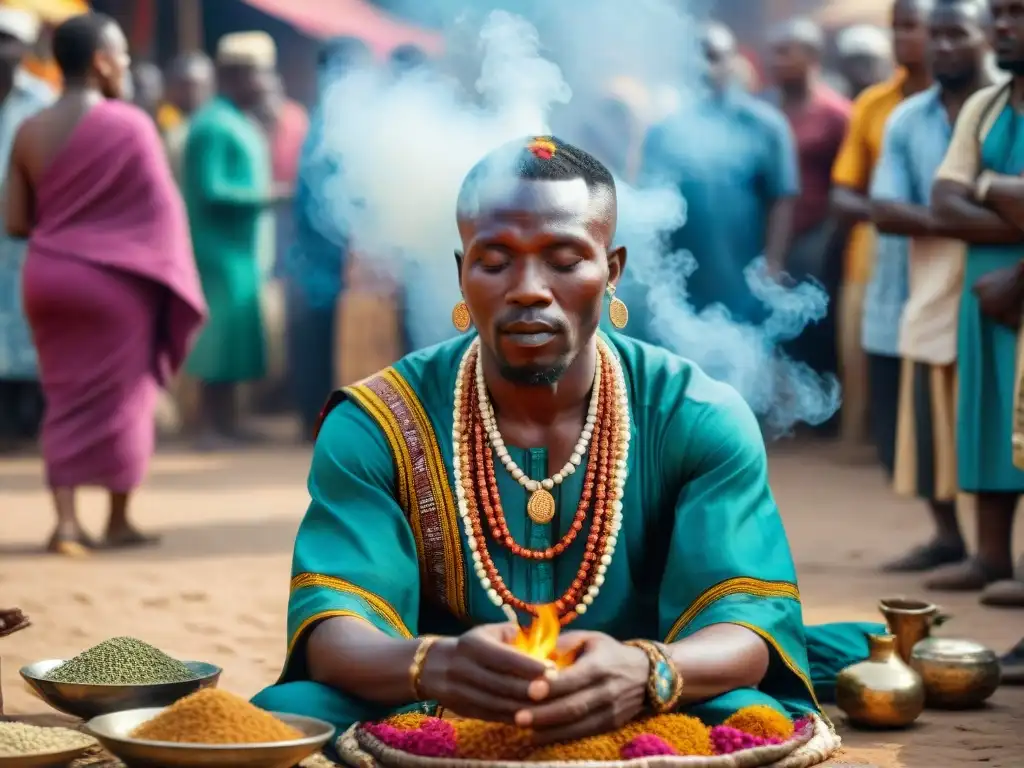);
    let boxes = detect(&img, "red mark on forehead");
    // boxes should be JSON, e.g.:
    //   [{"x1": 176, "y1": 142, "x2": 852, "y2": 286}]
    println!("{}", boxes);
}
[{"x1": 527, "y1": 137, "x2": 557, "y2": 160}]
